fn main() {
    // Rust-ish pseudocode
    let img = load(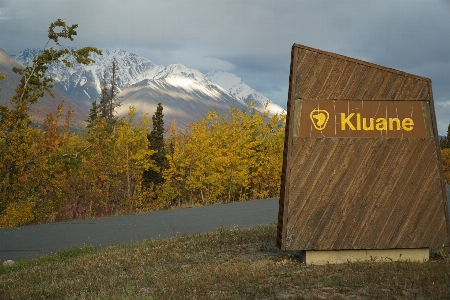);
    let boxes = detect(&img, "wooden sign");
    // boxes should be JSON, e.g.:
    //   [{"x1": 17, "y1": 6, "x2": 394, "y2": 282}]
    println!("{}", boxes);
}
[
  {"x1": 277, "y1": 44, "x2": 450, "y2": 263},
  {"x1": 295, "y1": 100, "x2": 431, "y2": 138}
]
